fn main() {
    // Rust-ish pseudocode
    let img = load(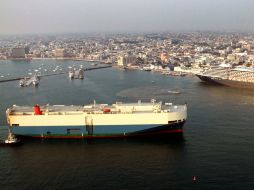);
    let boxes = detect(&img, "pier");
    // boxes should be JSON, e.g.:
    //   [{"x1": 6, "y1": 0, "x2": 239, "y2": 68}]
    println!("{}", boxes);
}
[{"x1": 0, "y1": 65, "x2": 112, "y2": 83}]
